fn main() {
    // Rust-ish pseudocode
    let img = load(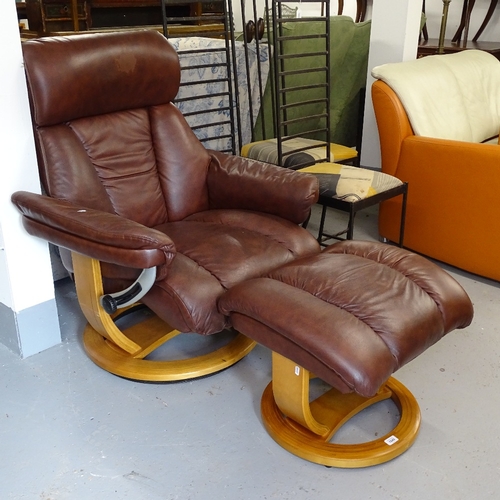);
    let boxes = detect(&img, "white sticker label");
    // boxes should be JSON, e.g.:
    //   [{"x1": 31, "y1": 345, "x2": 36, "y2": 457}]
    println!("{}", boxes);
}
[
  {"x1": 384, "y1": 435, "x2": 399, "y2": 446},
  {"x1": 294, "y1": 366, "x2": 300, "y2": 376}
]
